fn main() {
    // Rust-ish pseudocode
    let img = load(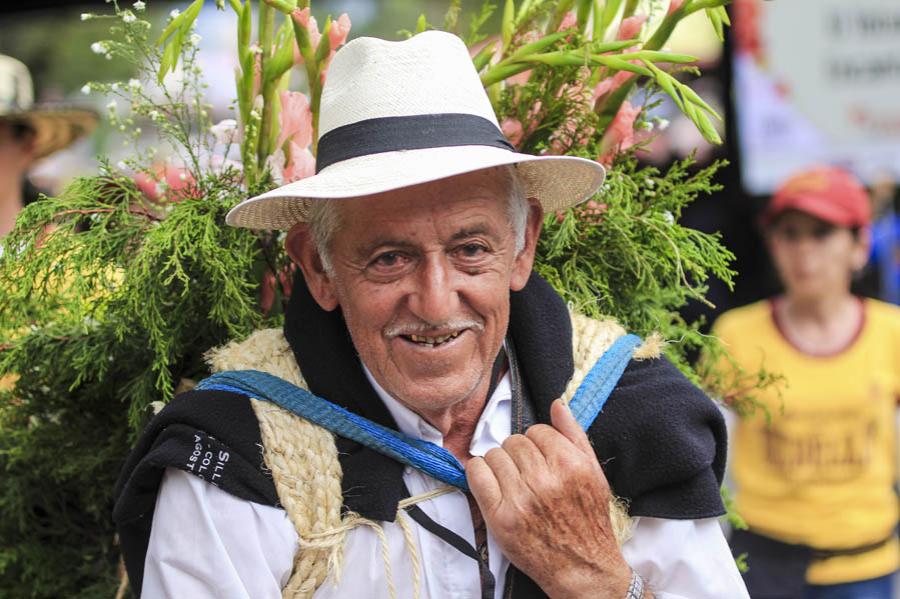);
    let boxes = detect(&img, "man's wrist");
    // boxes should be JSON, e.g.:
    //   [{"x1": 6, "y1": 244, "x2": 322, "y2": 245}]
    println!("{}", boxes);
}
[{"x1": 624, "y1": 569, "x2": 645, "y2": 599}]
